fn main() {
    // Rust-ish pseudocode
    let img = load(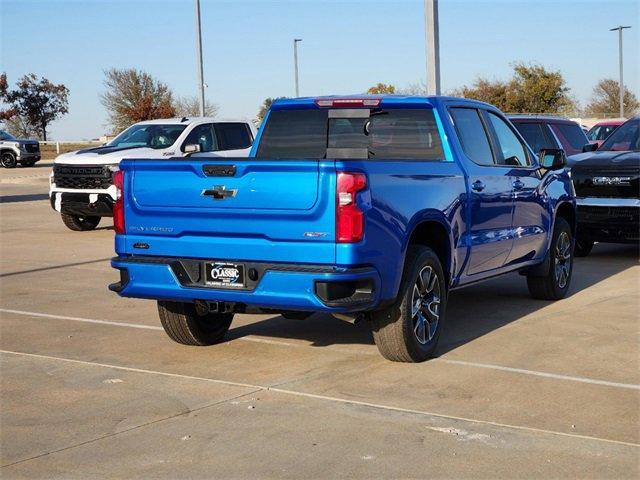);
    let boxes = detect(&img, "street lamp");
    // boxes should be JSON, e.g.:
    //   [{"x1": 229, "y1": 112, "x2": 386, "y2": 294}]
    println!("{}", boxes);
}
[
  {"x1": 293, "y1": 38, "x2": 302, "y2": 97},
  {"x1": 610, "y1": 25, "x2": 631, "y2": 118},
  {"x1": 424, "y1": 0, "x2": 441, "y2": 95},
  {"x1": 194, "y1": 0, "x2": 205, "y2": 116}
]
